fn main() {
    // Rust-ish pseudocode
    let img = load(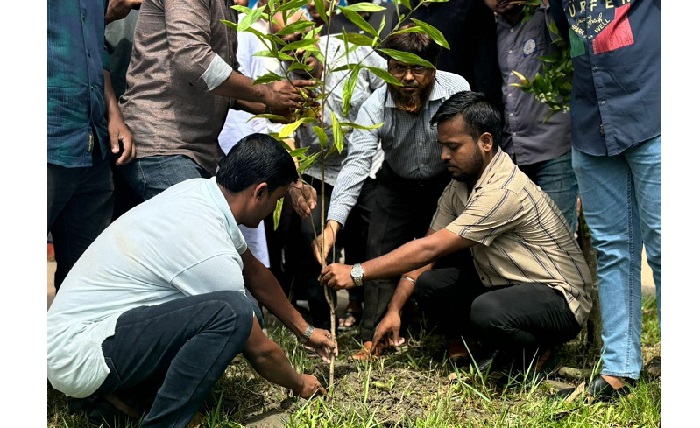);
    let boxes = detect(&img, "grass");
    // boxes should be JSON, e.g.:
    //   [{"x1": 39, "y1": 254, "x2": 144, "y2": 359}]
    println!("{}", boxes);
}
[{"x1": 47, "y1": 296, "x2": 661, "y2": 427}]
